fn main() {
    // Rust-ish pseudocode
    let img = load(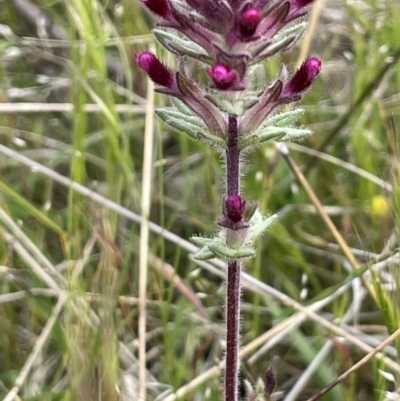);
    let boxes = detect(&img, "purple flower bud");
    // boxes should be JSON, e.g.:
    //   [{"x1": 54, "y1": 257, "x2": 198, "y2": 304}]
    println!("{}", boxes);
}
[
  {"x1": 206, "y1": 64, "x2": 237, "y2": 90},
  {"x1": 287, "y1": 0, "x2": 316, "y2": 20},
  {"x1": 265, "y1": 366, "x2": 277, "y2": 397},
  {"x1": 135, "y1": 51, "x2": 175, "y2": 88},
  {"x1": 283, "y1": 57, "x2": 321, "y2": 96},
  {"x1": 141, "y1": 0, "x2": 170, "y2": 19},
  {"x1": 225, "y1": 195, "x2": 246, "y2": 223},
  {"x1": 239, "y1": 6, "x2": 262, "y2": 37}
]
